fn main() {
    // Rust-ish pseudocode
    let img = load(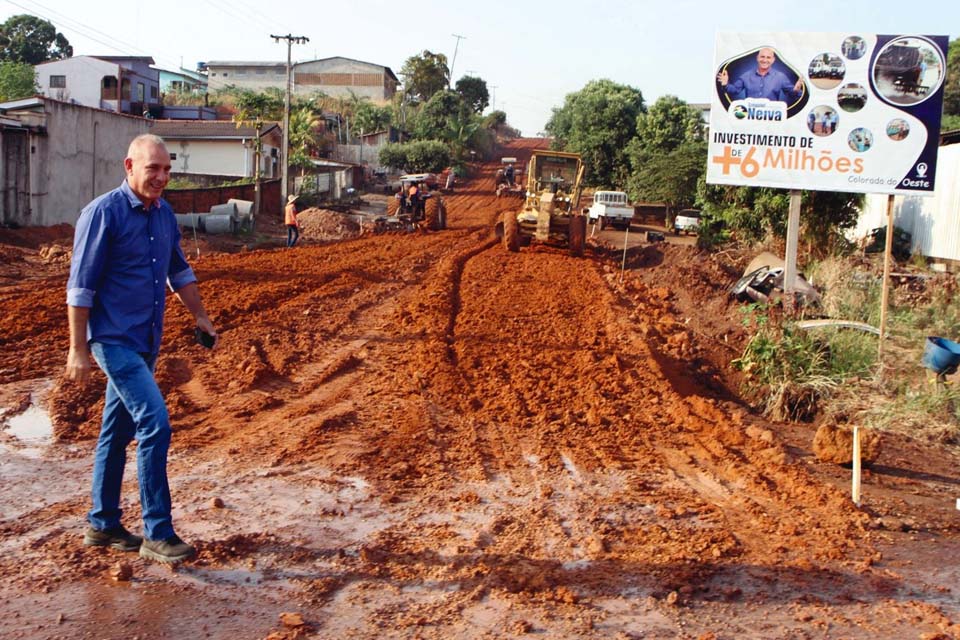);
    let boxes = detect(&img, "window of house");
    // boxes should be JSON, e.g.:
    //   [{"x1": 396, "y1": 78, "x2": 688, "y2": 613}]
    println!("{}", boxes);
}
[
  {"x1": 170, "y1": 153, "x2": 177, "y2": 160},
  {"x1": 137, "y1": 82, "x2": 145, "y2": 102},
  {"x1": 150, "y1": 85, "x2": 158, "y2": 99},
  {"x1": 256, "y1": 68, "x2": 266, "y2": 74},
  {"x1": 236, "y1": 69, "x2": 247, "y2": 76},
  {"x1": 121, "y1": 78, "x2": 131, "y2": 100},
  {"x1": 275, "y1": 68, "x2": 284, "y2": 74},
  {"x1": 50, "y1": 75, "x2": 66, "y2": 88}
]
